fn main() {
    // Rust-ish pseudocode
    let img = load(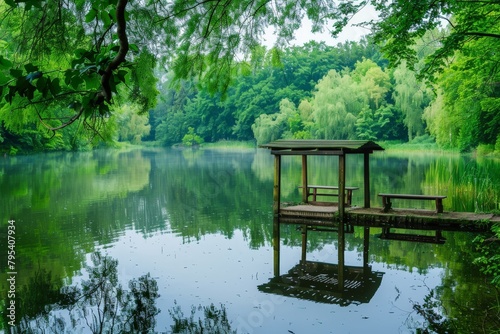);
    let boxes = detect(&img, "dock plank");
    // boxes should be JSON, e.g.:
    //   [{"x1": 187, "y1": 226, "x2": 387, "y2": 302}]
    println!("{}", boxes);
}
[{"x1": 278, "y1": 204, "x2": 494, "y2": 232}]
